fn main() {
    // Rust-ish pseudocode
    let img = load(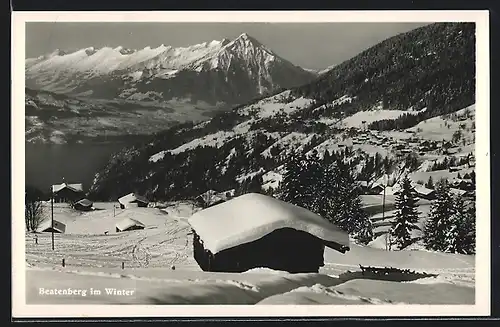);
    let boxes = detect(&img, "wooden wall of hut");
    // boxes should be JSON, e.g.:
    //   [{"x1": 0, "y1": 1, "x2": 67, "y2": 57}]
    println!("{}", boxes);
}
[{"x1": 192, "y1": 228, "x2": 326, "y2": 273}]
